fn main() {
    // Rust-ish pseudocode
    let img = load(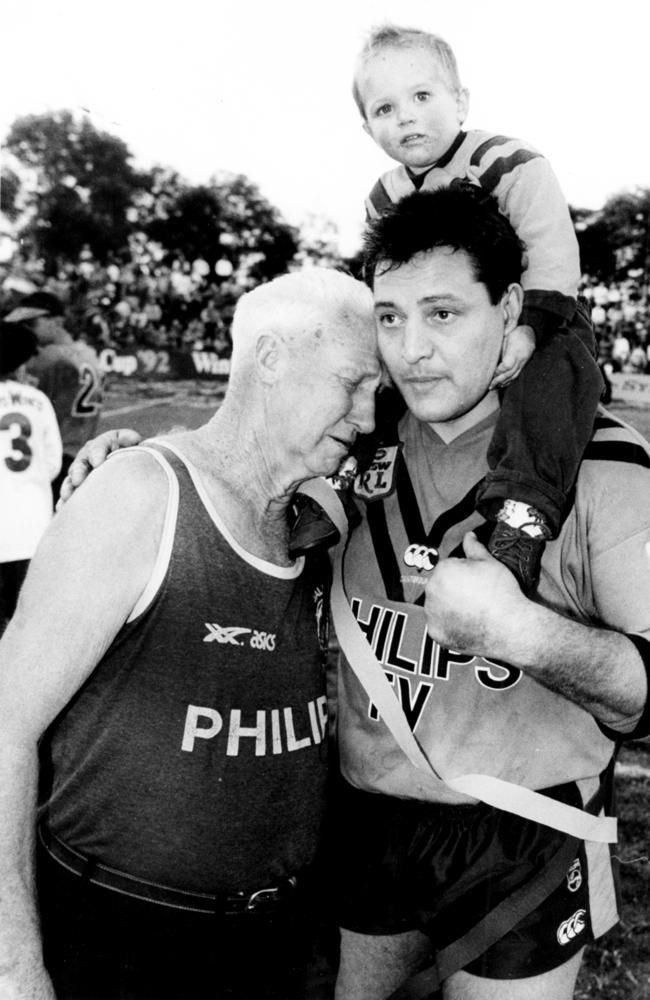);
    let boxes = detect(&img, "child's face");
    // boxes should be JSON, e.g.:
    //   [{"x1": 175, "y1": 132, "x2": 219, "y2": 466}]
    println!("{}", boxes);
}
[{"x1": 359, "y1": 45, "x2": 468, "y2": 172}]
